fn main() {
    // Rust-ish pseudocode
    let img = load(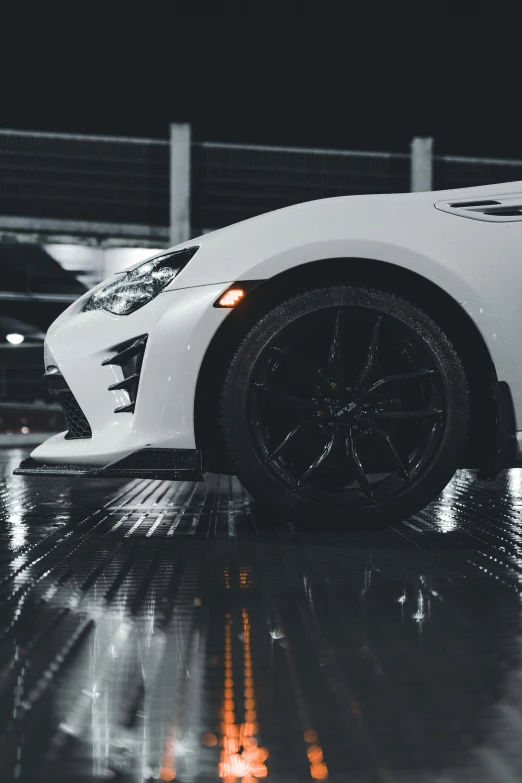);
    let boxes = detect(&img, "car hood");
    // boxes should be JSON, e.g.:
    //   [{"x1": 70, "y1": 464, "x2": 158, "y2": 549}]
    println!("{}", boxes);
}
[{"x1": 165, "y1": 178, "x2": 522, "y2": 256}]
